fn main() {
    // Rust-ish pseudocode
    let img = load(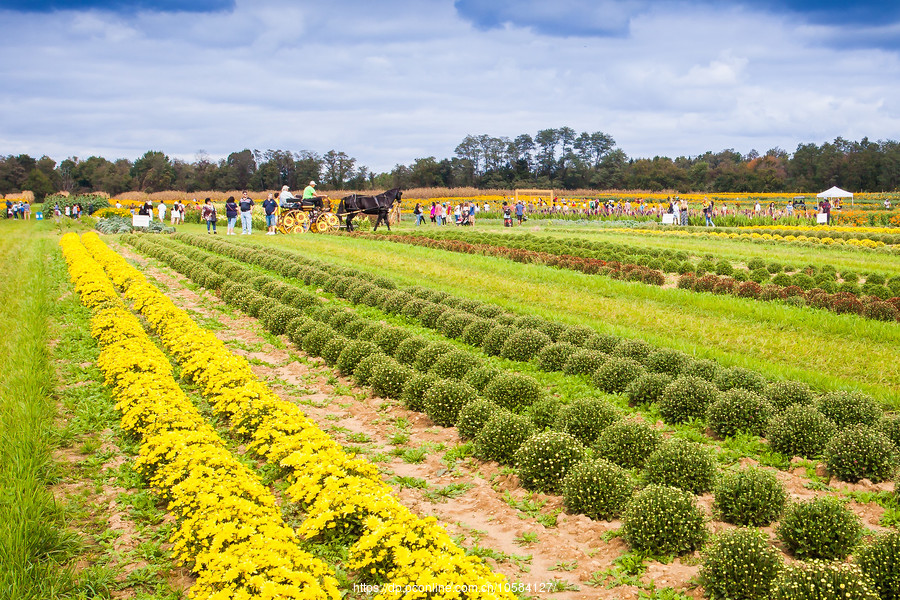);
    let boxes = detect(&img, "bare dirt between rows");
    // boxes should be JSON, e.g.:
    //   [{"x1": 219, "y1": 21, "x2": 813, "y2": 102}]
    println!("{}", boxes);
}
[{"x1": 113, "y1": 239, "x2": 893, "y2": 600}]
